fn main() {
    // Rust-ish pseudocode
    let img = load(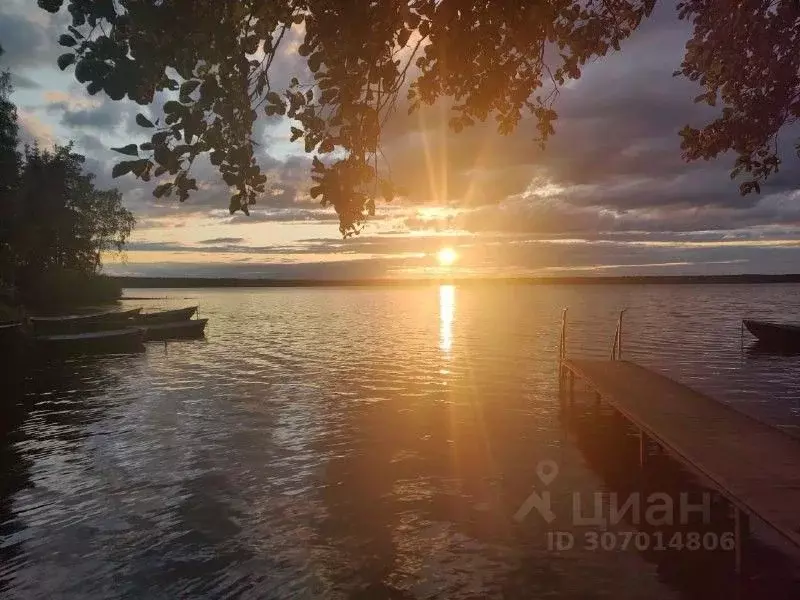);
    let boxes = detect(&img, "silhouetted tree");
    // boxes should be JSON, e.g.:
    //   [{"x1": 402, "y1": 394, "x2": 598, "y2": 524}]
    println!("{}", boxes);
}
[
  {"x1": 37, "y1": 0, "x2": 800, "y2": 235},
  {"x1": 14, "y1": 145, "x2": 135, "y2": 288},
  {"x1": 0, "y1": 44, "x2": 20, "y2": 287}
]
